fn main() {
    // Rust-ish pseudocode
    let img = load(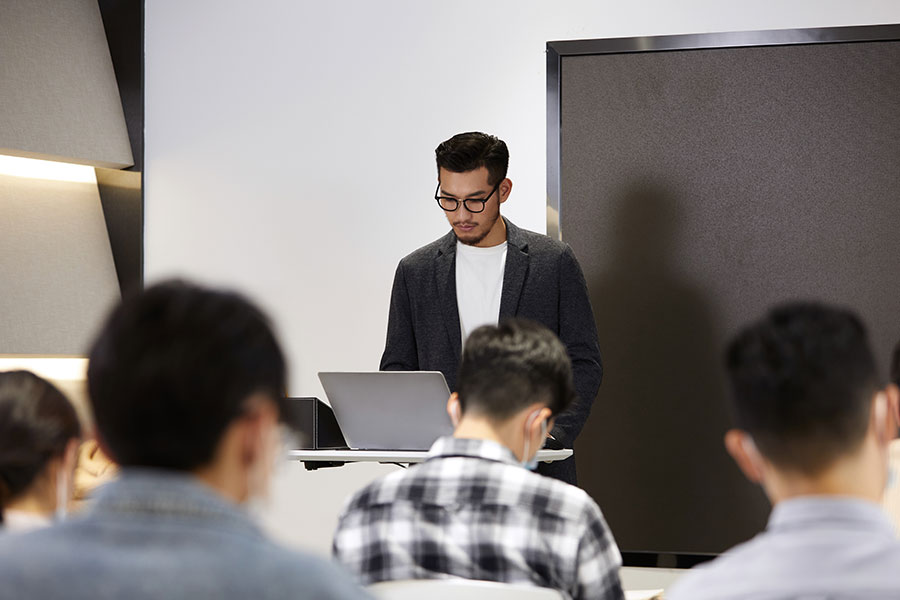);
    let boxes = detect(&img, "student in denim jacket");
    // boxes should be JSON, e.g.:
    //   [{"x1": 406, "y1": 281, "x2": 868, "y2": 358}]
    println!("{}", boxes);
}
[{"x1": 0, "y1": 280, "x2": 369, "y2": 600}]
